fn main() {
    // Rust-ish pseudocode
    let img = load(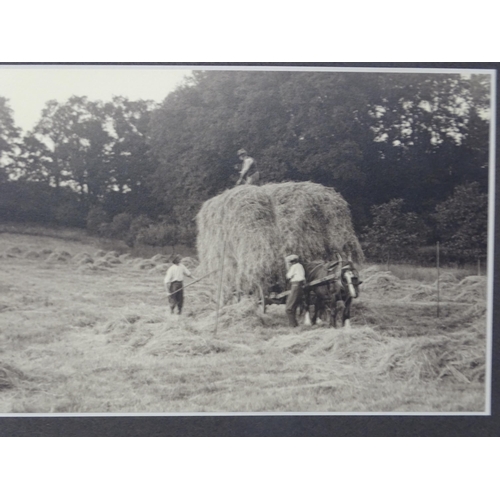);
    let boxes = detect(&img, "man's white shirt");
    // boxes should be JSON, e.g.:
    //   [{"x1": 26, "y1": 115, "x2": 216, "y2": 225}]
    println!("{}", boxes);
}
[
  {"x1": 164, "y1": 264, "x2": 192, "y2": 285},
  {"x1": 287, "y1": 263, "x2": 305, "y2": 282}
]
